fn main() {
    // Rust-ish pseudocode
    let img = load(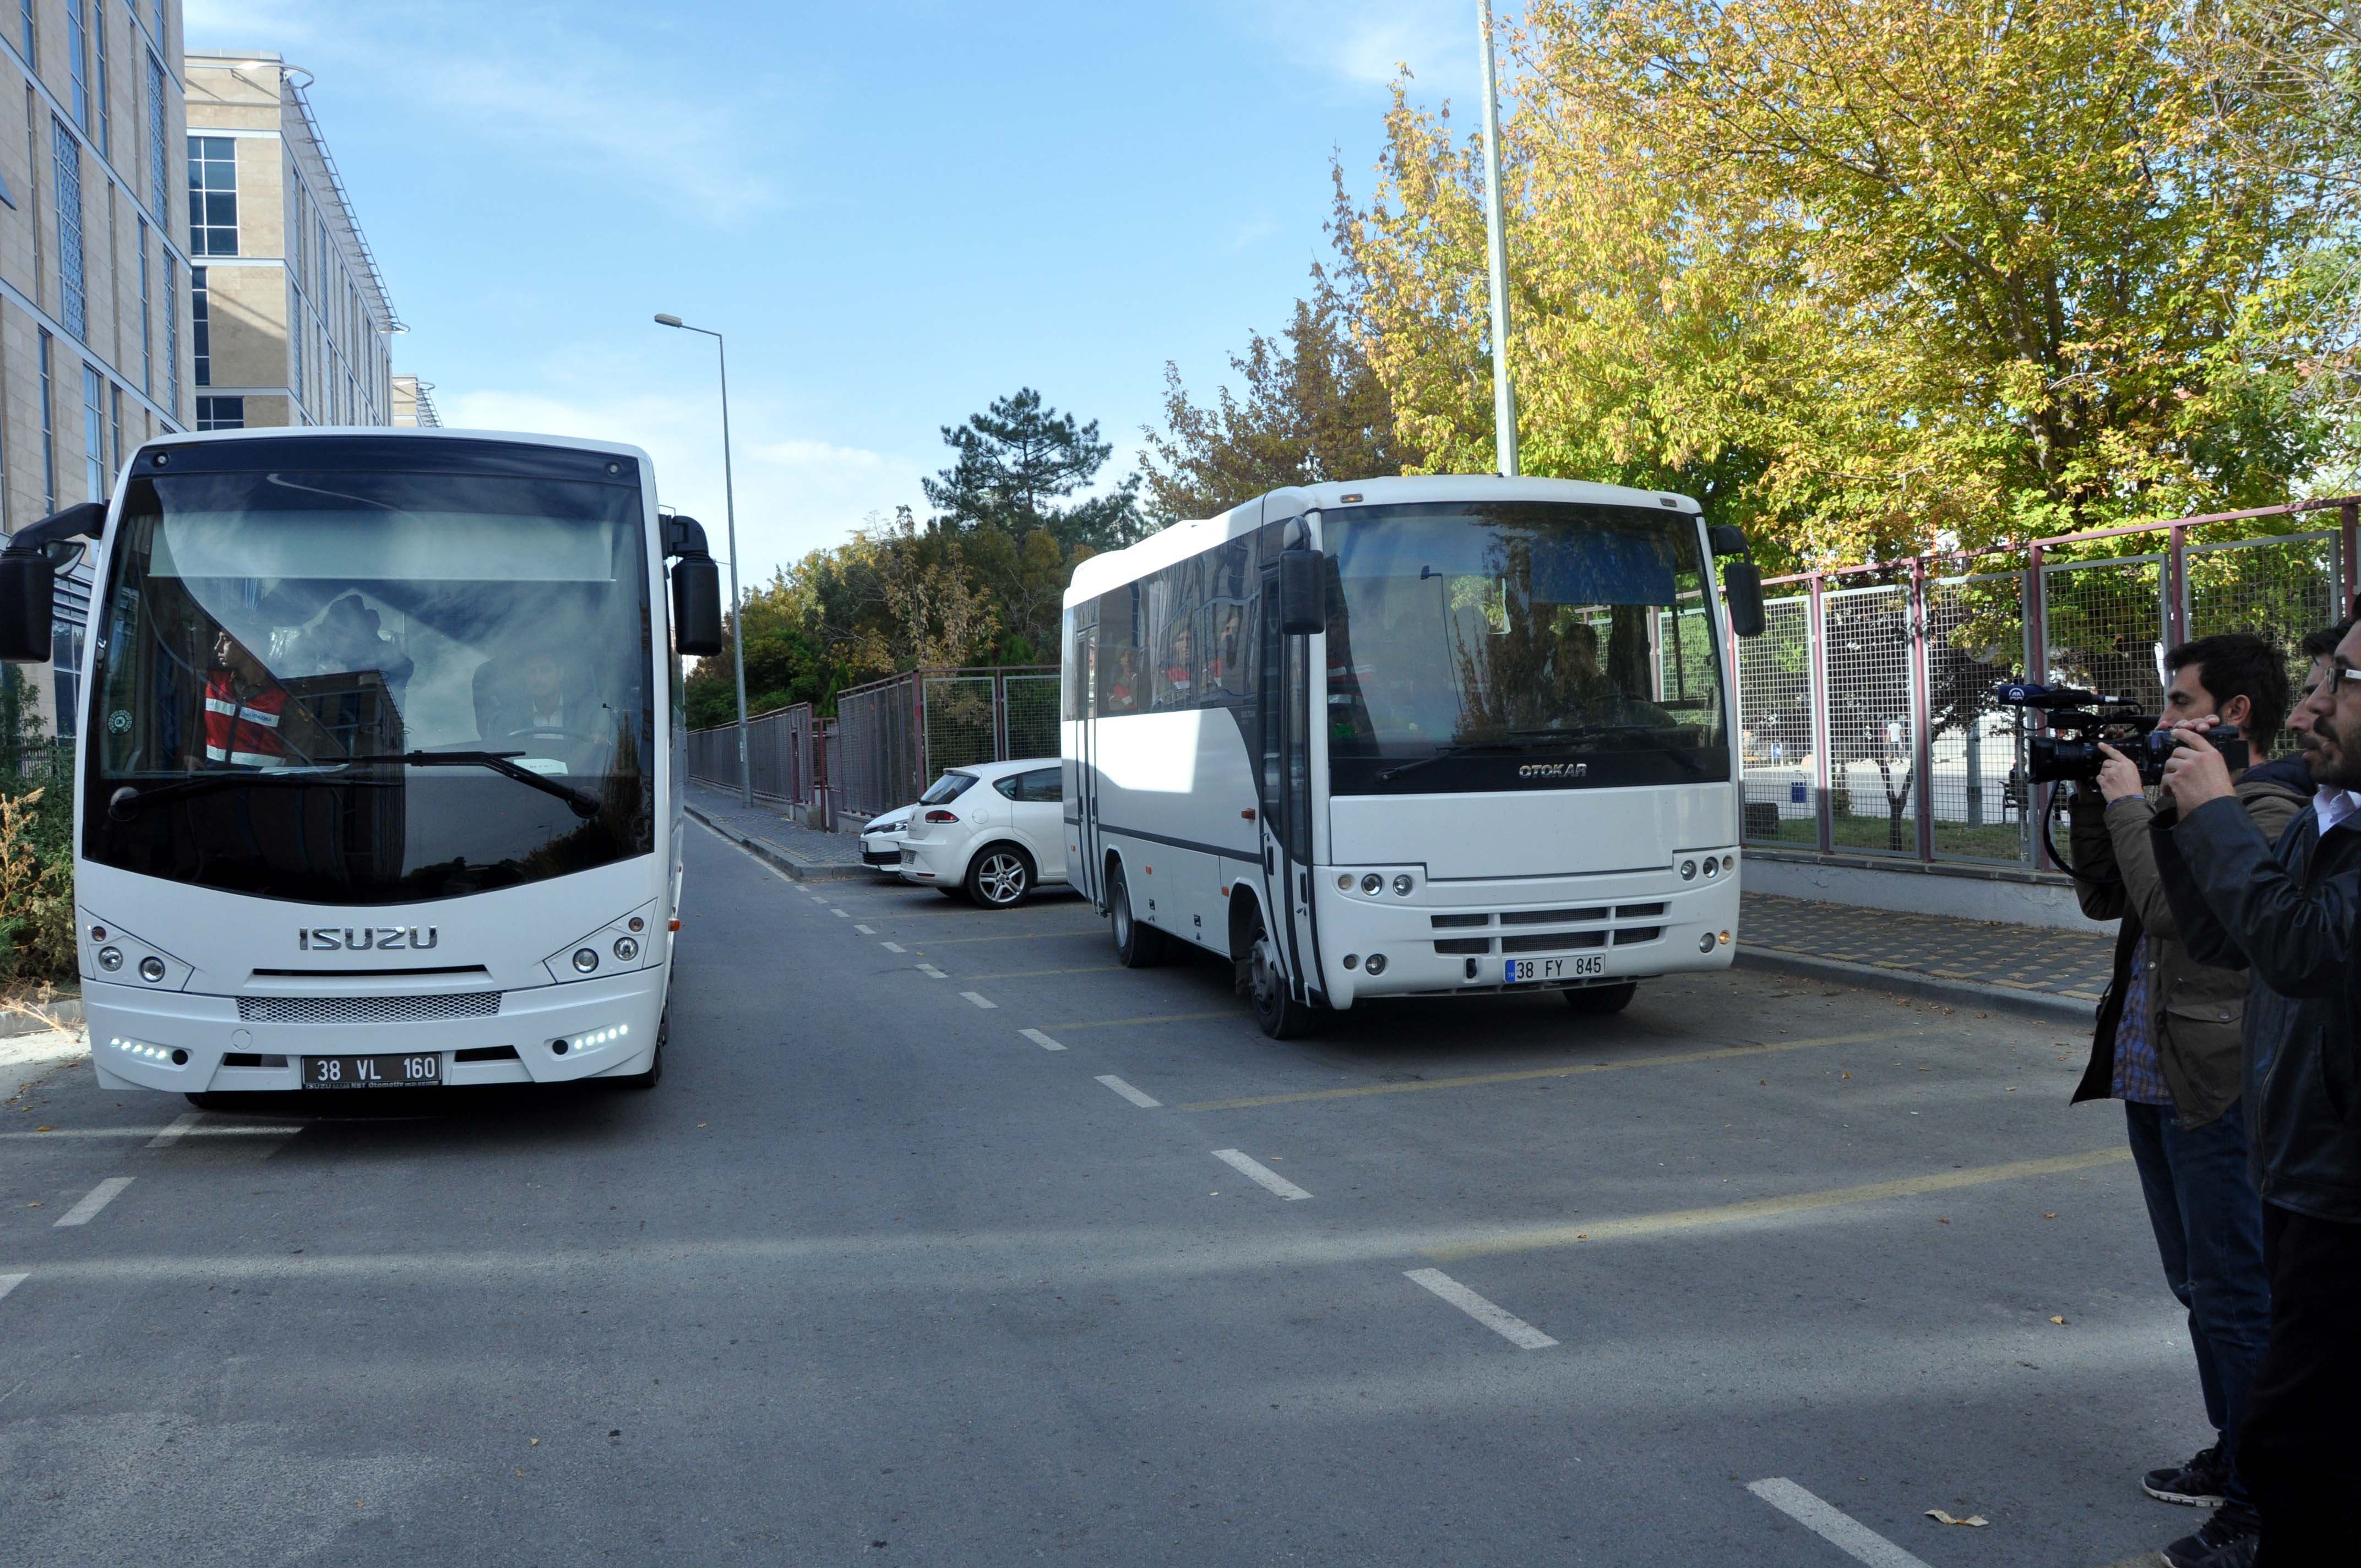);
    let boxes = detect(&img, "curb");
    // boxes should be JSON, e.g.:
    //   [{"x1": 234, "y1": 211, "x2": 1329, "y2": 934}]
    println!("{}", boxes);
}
[
  {"x1": 686, "y1": 804, "x2": 870, "y2": 883},
  {"x1": 1735, "y1": 947, "x2": 2095, "y2": 1028}
]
